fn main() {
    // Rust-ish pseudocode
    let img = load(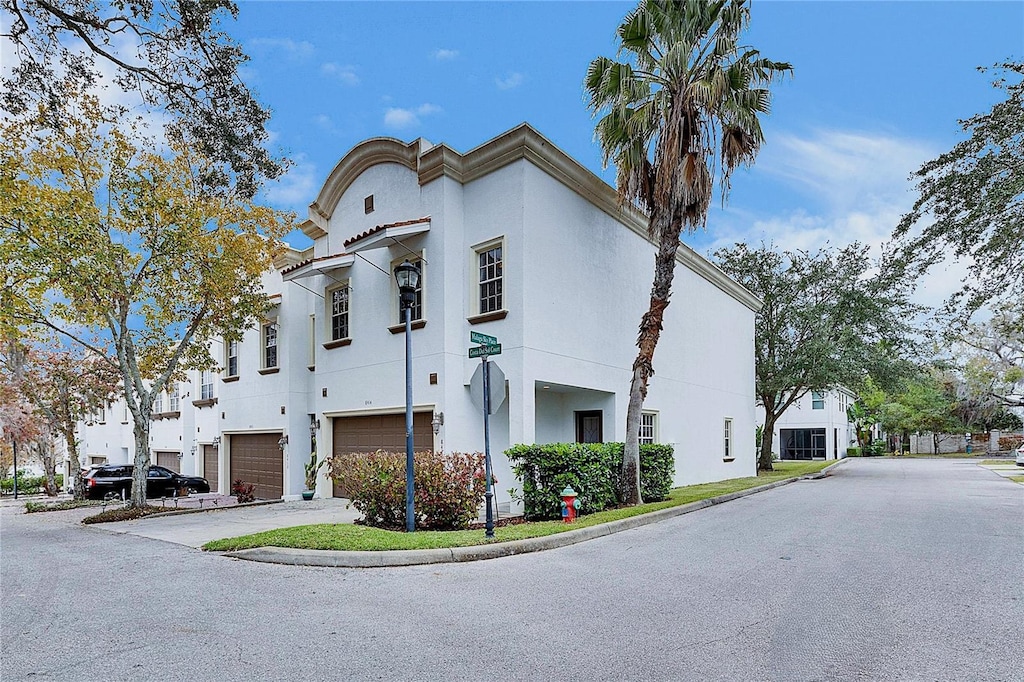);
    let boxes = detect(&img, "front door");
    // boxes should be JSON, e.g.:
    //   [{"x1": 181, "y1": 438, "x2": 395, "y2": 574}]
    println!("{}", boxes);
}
[{"x1": 575, "y1": 410, "x2": 603, "y2": 443}]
